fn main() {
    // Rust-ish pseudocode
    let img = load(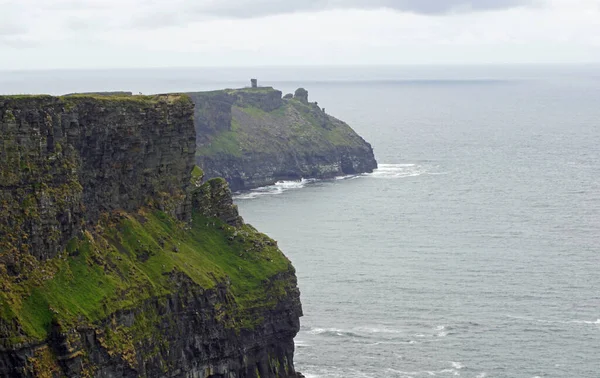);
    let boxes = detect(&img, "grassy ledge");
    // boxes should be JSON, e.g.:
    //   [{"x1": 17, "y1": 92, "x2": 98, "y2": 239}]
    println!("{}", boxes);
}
[{"x1": 0, "y1": 206, "x2": 293, "y2": 344}]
